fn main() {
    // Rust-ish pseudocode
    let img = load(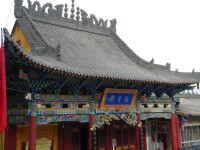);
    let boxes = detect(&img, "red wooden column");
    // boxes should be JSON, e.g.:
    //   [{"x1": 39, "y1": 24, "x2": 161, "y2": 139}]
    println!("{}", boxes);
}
[
  {"x1": 64, "y1": 123, "x2": 72, "y2": 150},
  {"x1": 58, "y1": 123, "x2": 64, "y2": 150},
  {"x1": 142, "y1": 121, "x2": 147, "y2": 150},
  {"x1": 176, "y1": 116, "x2": 181, "y2": 149},
  {"x1": 135, "y1": 113, "x2": 141, "y2": 150},
  {"x1": 105, "y1": 125, "x2": 110, "y2": 150},
  {"x1": 4, "y1": 121, "x2": 16, "y2": 150},
  {"x1": 171, "y1": 112, "x2": 178, "y2": 150},
  {"x1": 109, "y1": 124, "x2": 114, "y2": 150},
  {"x1": 4, "y1": 124, "x2": 10, "y2": 150},
  {"x1": 88, "y1": 114, "x2": 95, "y2": 150},
  {"x1": 29, "y1": 113, "x2": 37, "y2": 150},
  {"x1": 89, "y1": 101, "x2": 95, "y2": 150}
]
